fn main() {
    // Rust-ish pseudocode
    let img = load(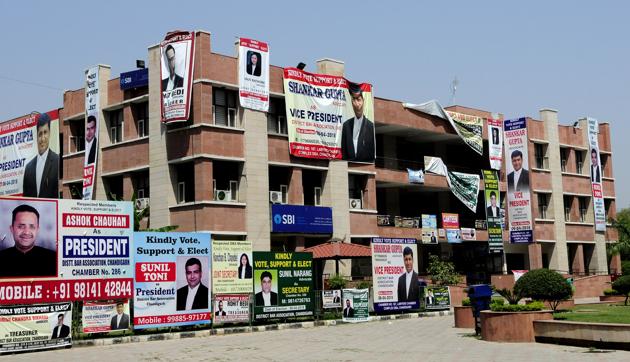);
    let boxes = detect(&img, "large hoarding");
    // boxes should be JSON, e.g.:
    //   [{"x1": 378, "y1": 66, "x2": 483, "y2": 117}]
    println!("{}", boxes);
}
[
  {"x1": 504, "y1": 118, "x2": 533, "y2": 243},
  {"x1": 160, "y1": 31, "x2": 195, "y2": 123},
  {"x1": 371, "y1": 238, "x2": 419, "y2": 312},
  {"x1": 211, "y1": 240, "x2": 253, "y2": 294},
  {"x1": 238, "y1": 38, "x2": 269, "y2": 112},
  {"x1": 587, "y1": 118, "x2": 606, "y2": 232},
  {"x1": 483, "y1": 170, "x2": 504, "y2": 252}
]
